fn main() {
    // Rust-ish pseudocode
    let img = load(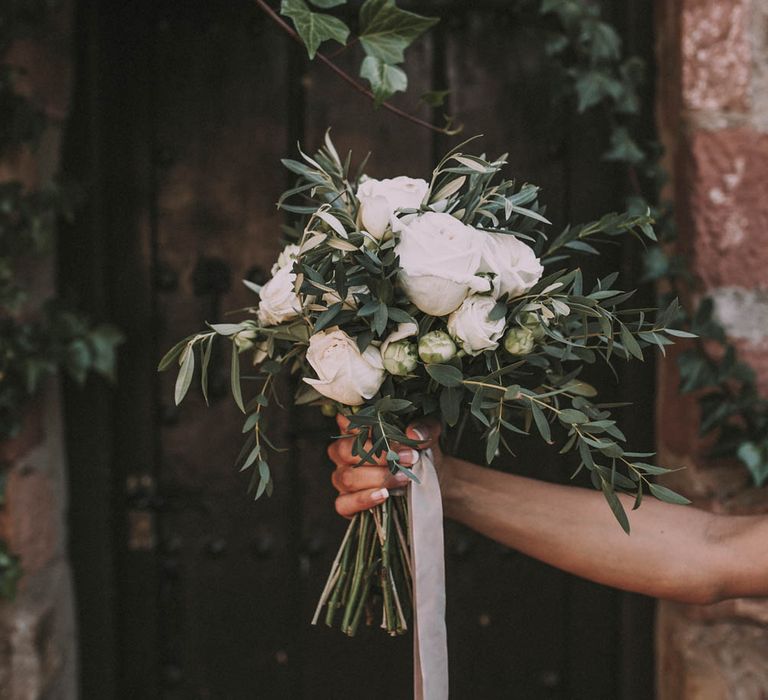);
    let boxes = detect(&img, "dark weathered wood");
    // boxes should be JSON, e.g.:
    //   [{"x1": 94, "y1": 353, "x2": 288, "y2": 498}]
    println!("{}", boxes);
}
[
  {"x1": 442, "y1": 9, "x2": 574, "y2": 699},
  {"x1": 150, "y1": 2, "x2": 299, "y2": 698}
]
